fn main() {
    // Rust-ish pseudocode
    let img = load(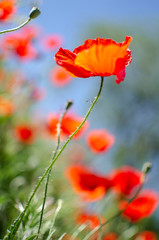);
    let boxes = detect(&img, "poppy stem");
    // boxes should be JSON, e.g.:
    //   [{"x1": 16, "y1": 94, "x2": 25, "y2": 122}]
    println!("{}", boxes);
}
[
  {"x1": 0, "y1": 18, "x2": 31, "y2": 35},
  {"x1": 5, "y1": 77, "x2": 104, "y2": 240},
  {"x1": 0, "y1": 7, "x2": 41, "y2": 35},
  {"x1": 36, "y1": 101, "x2": 72, "y2": 240},
  {"x1": 83, "y1": 165, "x2": 149, "y2": 240}
]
